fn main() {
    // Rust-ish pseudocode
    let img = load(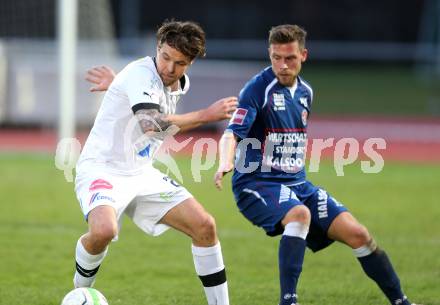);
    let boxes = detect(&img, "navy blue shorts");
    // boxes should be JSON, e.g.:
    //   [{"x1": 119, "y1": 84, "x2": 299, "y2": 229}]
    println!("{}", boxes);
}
[{"x1": 233, "y1": 180, "x2": 348, "y2": 252}]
